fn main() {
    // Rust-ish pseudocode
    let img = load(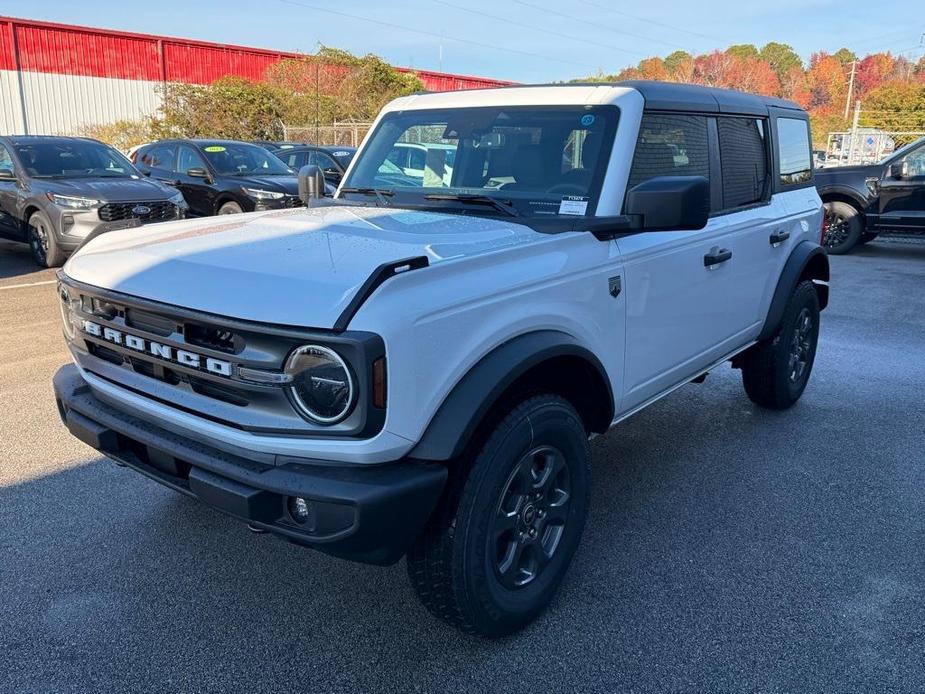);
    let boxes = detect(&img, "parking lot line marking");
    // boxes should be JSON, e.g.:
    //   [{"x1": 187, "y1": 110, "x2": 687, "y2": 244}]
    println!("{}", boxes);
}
[{"x1": 0, "y1": 279, "x2": 57, "y2": 291}]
